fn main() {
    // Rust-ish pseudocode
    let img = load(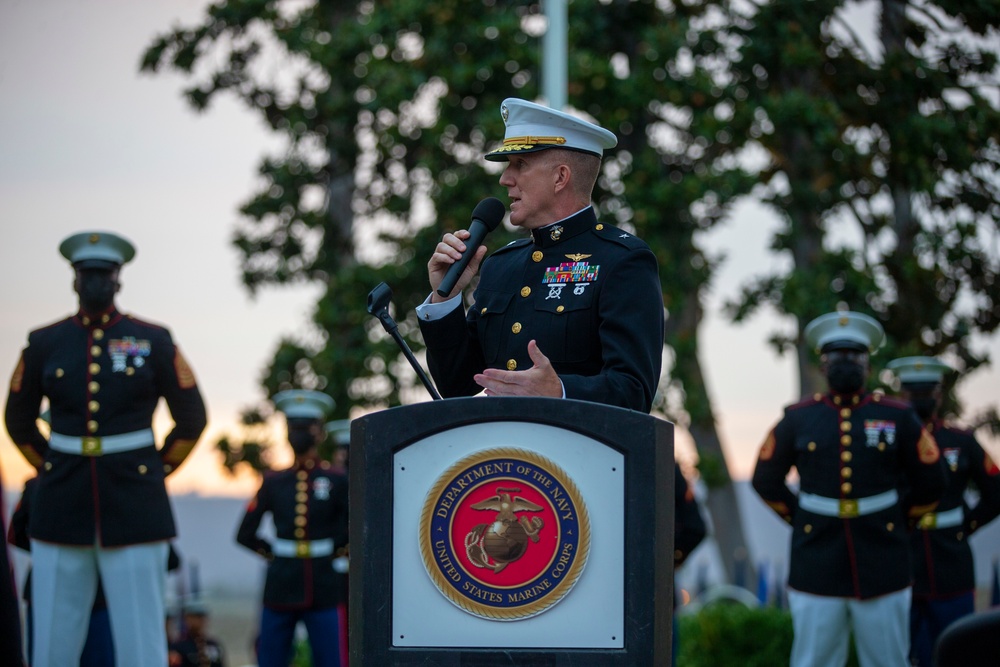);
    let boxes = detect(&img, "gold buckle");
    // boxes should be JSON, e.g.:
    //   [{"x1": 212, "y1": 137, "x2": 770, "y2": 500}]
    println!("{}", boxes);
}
[
  {"x1": 838, "y1": 499, "x2": 859, "y2": 518},
  {"x1": 918, "y1": 513, "x2": 937, "y2": 530},
  {"x1": 81, "y1": 437, "x2": 102, "y2": 456},
  {"x1": 295, "y1": 541, "x2": 310, "y2": 558}
]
